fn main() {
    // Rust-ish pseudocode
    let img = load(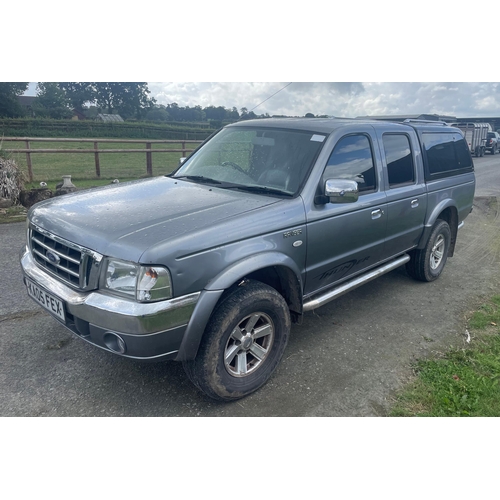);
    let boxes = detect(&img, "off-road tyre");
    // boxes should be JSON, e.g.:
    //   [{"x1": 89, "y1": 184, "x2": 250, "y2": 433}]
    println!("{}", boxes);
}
[
  {"x1": 406, "y1": 219, "x2": 451, "y2": 282},
  {"x1": 183, "y1": 280, "x2": 291, "y2": 401}
]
